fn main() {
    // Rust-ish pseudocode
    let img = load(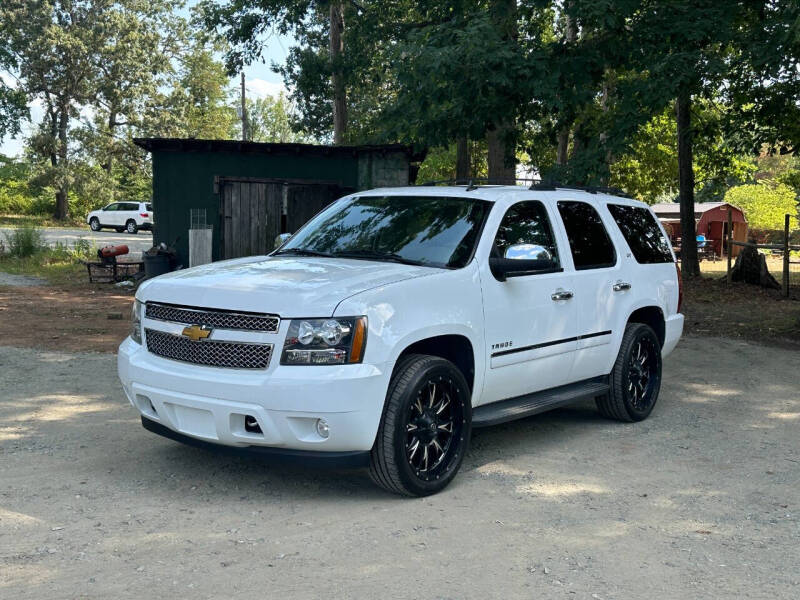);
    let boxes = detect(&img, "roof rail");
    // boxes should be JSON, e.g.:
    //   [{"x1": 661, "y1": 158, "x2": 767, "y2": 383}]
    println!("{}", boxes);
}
[{"x1": 417, "y1": 178, "x2": 633, "y2": 198}]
